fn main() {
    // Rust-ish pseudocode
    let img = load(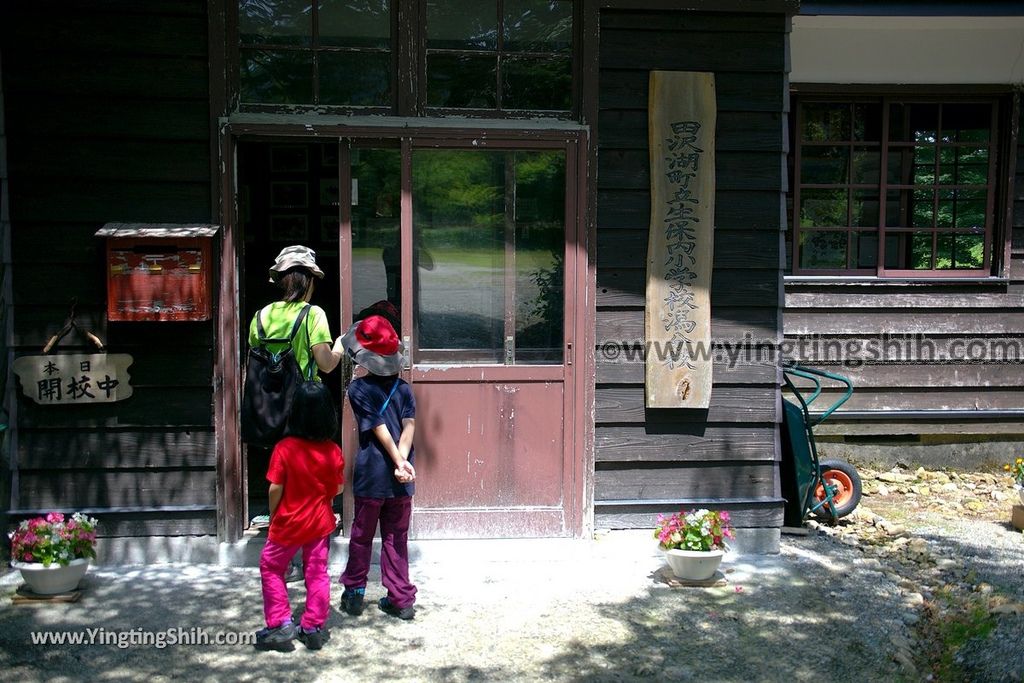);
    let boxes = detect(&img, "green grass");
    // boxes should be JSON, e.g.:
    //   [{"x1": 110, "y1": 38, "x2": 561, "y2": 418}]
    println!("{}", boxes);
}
[{"x1": 352, "y1": 247, "x2": 557, "y2": 270}]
